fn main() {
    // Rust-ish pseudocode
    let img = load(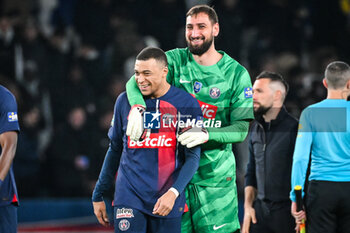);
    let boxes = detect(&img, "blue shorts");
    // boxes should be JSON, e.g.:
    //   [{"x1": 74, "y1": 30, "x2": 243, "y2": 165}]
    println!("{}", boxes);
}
[
  {"x1": 0, "y1": 205, "x2": 17, "y2": 233},
  {"x1": 114, "y1": 206, "x2": 181, "y2": 233}
]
